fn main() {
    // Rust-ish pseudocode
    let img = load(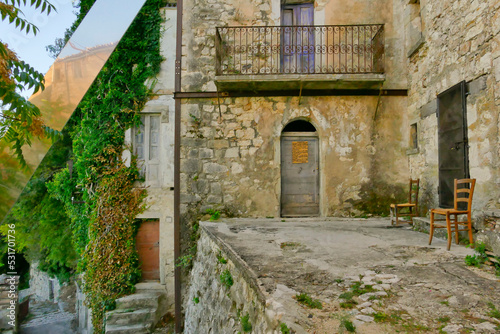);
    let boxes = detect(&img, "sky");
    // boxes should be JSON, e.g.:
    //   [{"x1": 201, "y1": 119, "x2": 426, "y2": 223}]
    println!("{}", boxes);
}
[{"x1": 0, "y1": 0, "x2": 78, "y2": 95}]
